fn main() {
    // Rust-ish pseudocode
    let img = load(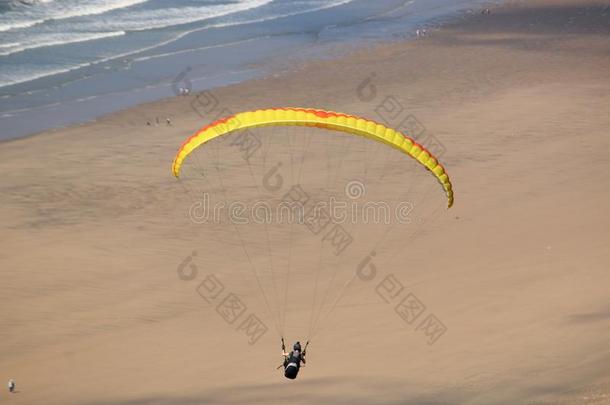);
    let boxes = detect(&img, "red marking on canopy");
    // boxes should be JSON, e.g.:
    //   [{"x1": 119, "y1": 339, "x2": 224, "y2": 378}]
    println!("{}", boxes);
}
[{"x1": 173, "y1": 108, "x2": 447, "y2": 178}]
